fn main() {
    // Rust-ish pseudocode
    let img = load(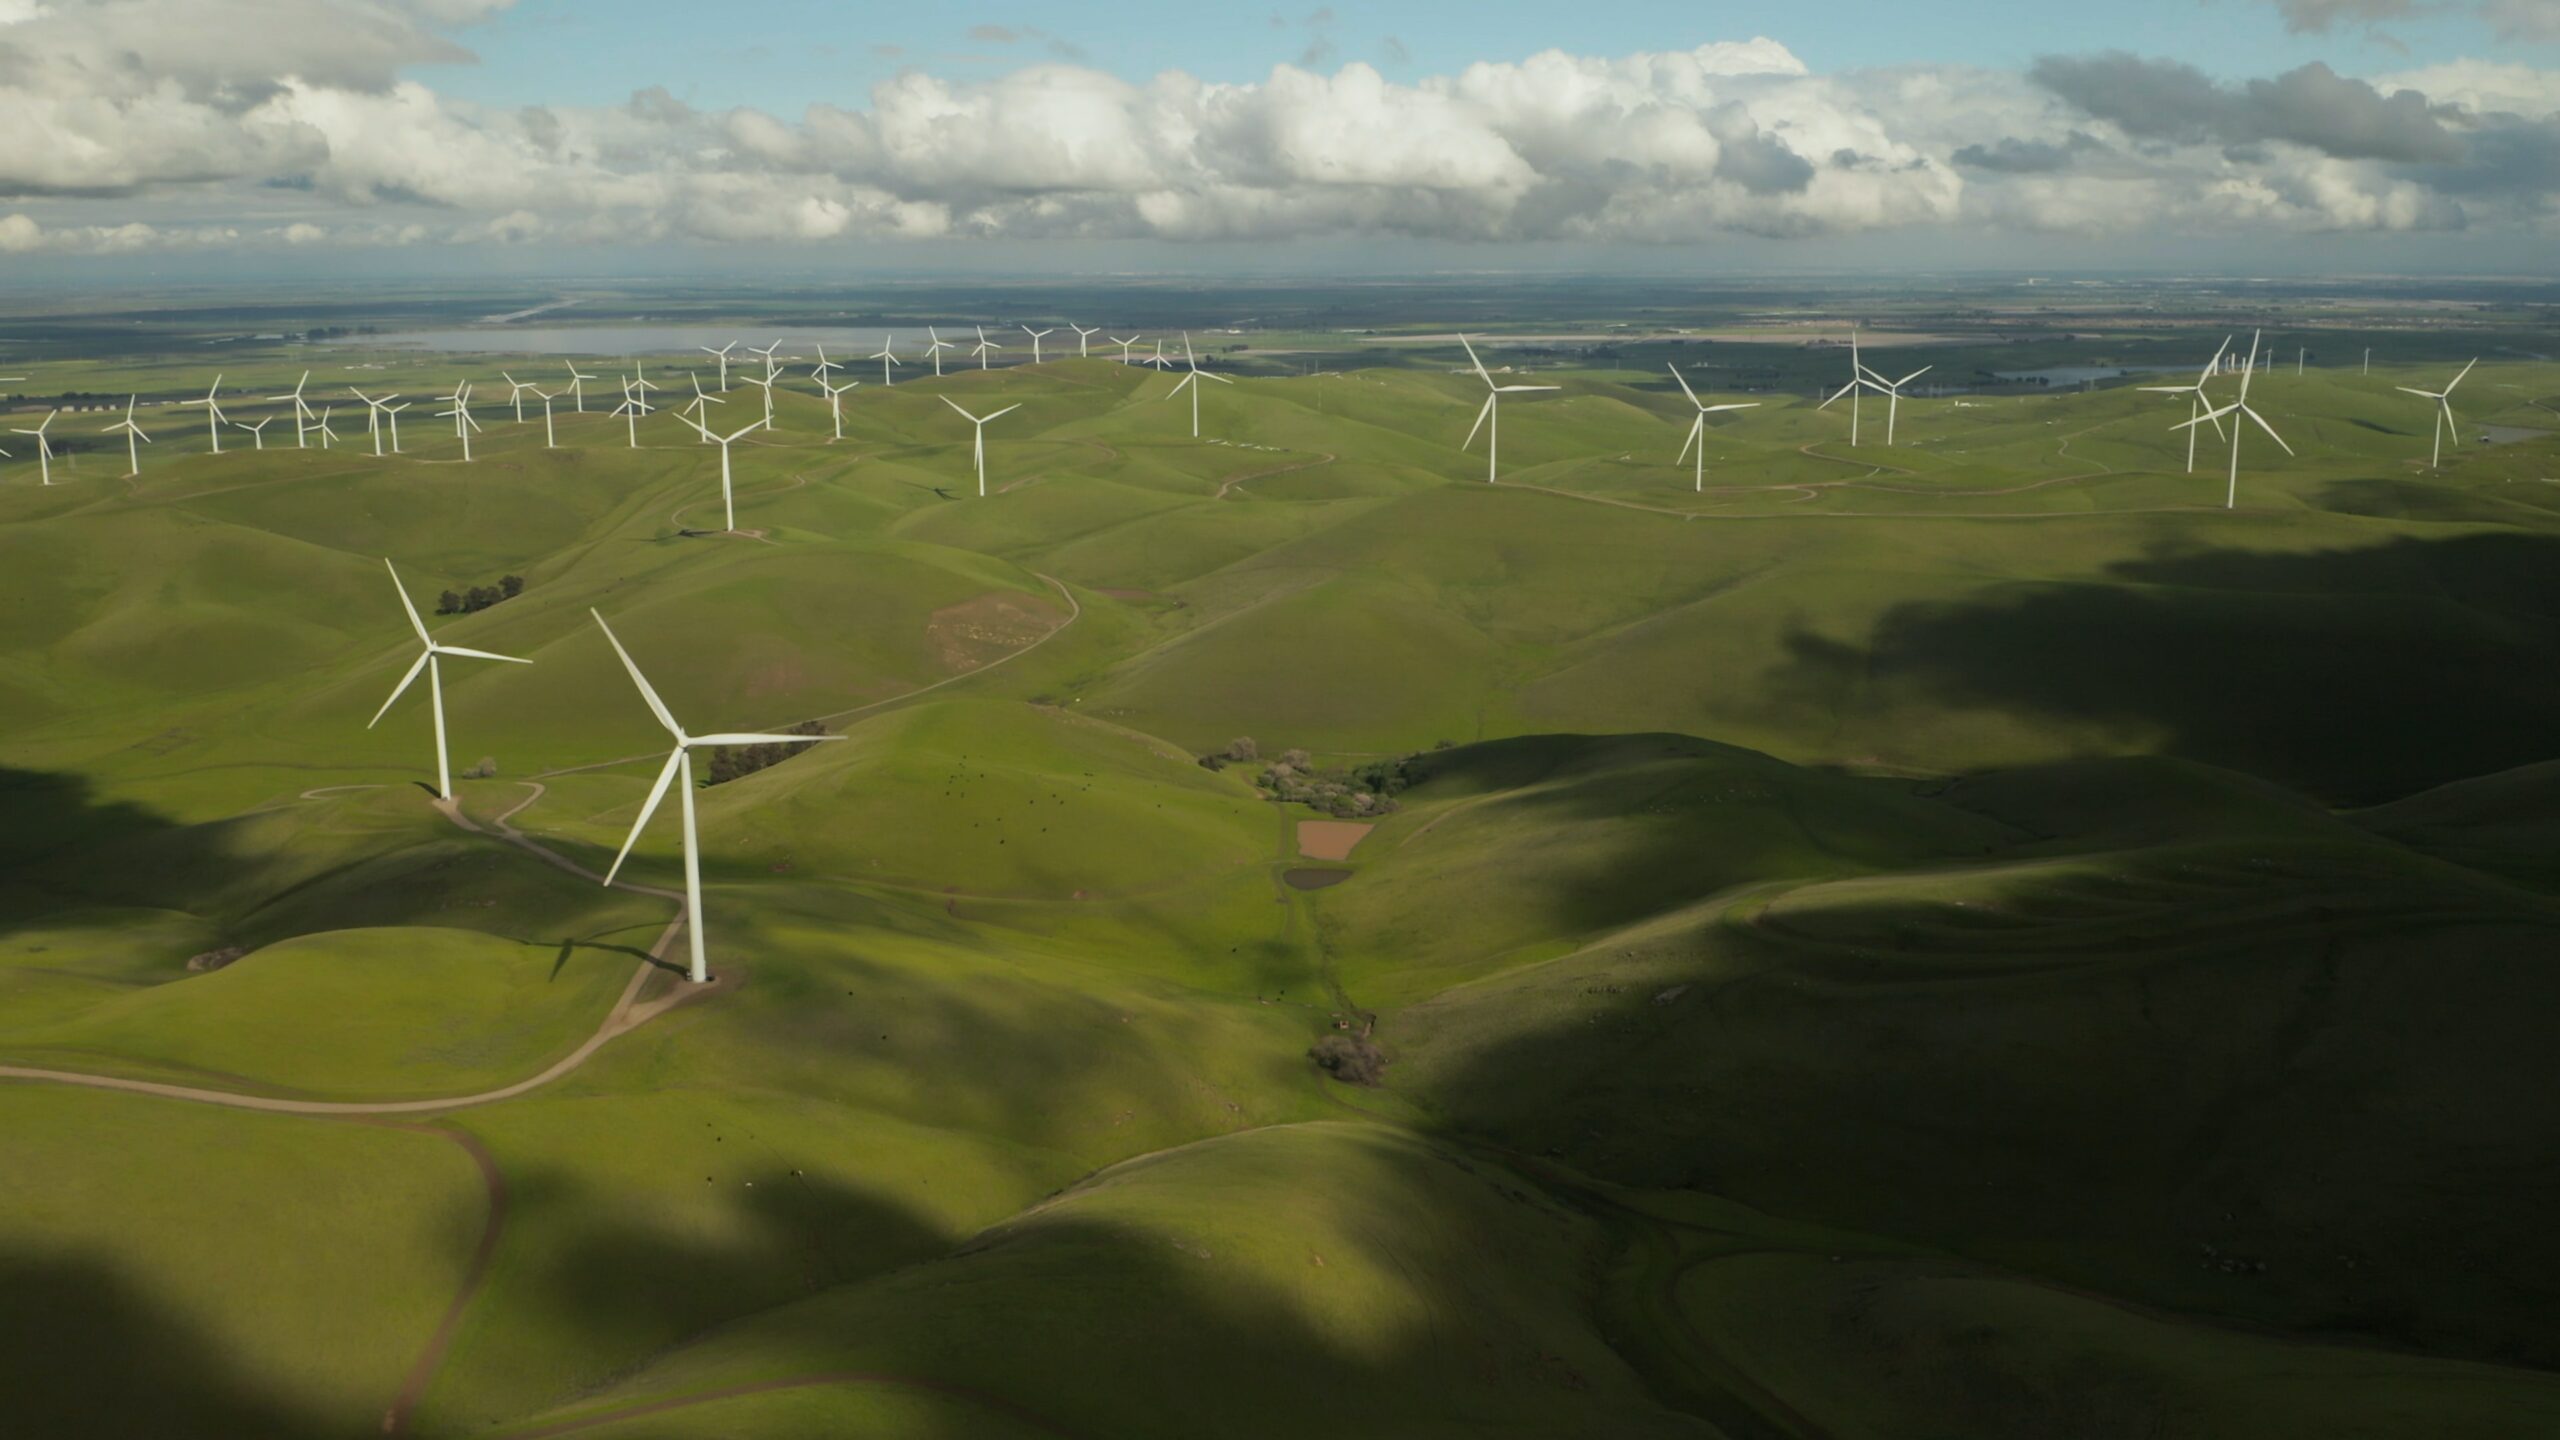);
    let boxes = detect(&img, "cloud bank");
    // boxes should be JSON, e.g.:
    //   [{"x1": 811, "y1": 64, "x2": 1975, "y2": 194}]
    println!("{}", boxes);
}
[{"x1": 1, "y1": 0, "x2": 2555, "y2": 257}]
